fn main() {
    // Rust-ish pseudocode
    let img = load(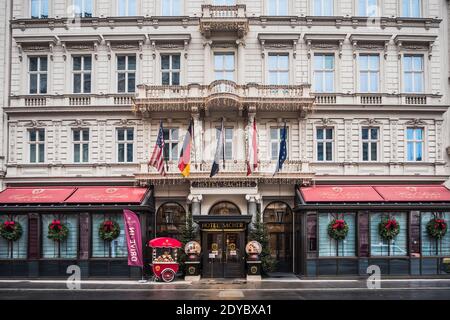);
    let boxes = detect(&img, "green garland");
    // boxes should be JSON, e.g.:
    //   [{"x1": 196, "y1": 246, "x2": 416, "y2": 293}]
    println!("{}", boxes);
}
[
  {"x1": 327, "y1": 219, "x2": 349, "y2": 241},
  {"x1": 378, "y1": 218, "x2": 400, "y2": 241},
  {"x1": 426, "y1": 218, "x2": 447, "y2": 240},
  {"x1": 0, "y1": 220, "x2": 23, "y2": 241},
  {"x1": 99, "y1": 220, "x2": 120, "y2": 241},
  {"x1": 47, "y1": 220, "x2": 69, "y2": 242}
]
